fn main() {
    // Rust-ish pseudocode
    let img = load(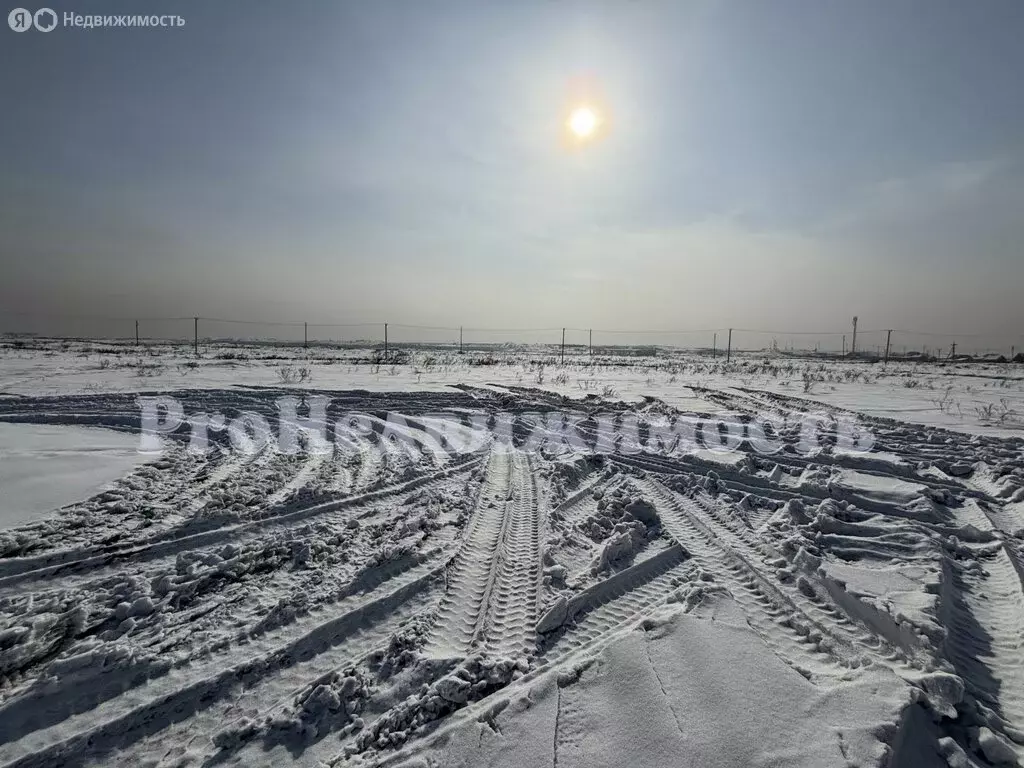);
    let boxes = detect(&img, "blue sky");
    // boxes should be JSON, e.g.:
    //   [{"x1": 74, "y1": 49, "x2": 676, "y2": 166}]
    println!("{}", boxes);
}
[{"x1": 2, "y1": 0, "x2": 1022, "y2": 346}]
